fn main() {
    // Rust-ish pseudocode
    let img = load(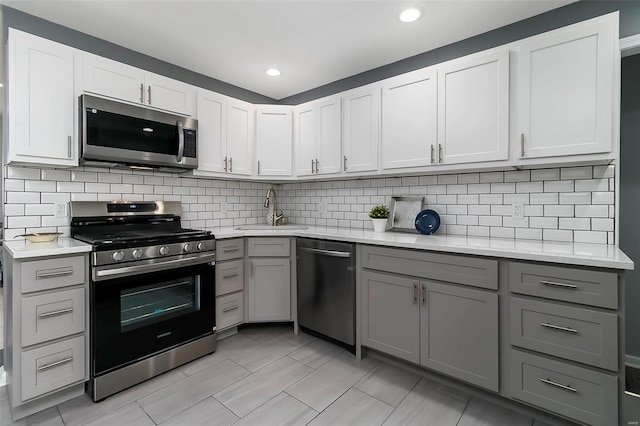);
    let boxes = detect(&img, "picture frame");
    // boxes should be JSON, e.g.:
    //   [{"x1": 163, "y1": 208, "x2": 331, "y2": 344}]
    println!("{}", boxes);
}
[{"x1": 388, "y1": 196, "x2": 424, "y2": 233}]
